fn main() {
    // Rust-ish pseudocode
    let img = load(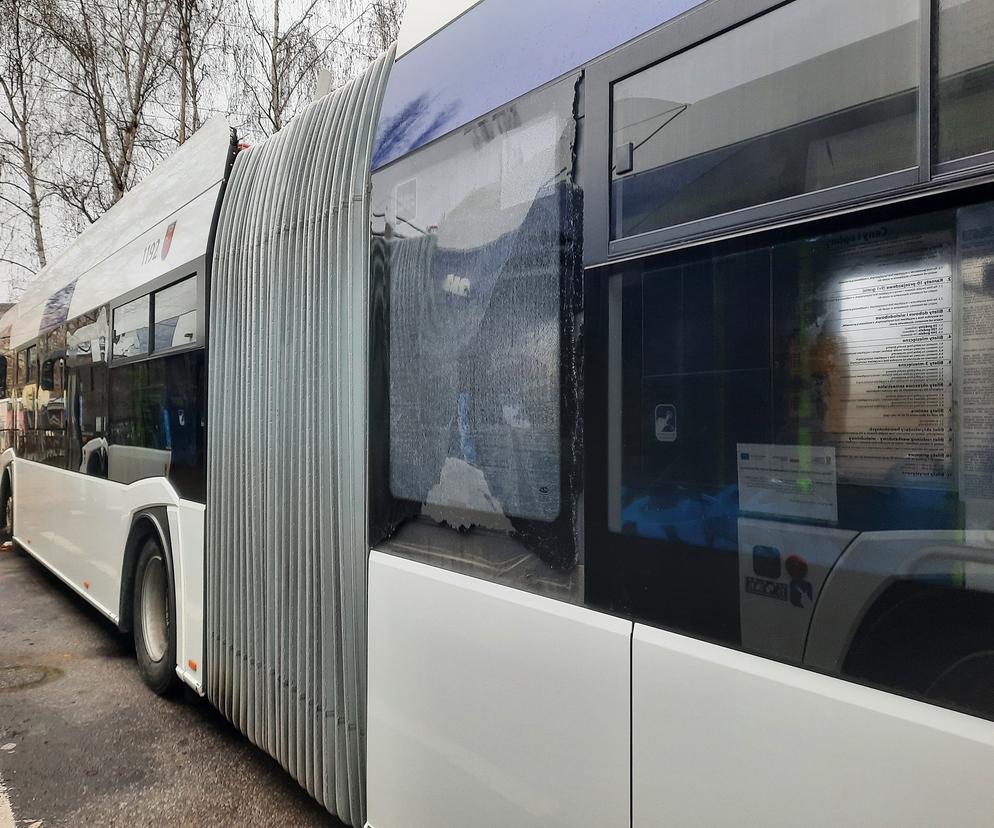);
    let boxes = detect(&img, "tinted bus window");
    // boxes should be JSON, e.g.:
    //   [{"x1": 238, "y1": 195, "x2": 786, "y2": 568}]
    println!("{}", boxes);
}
[
  {"x1": 33, "y1": 355, "x2": 66, "y2": 467},
  {"x1": 0, "y1": 356, "x2": 11, "y2": 453},
  {"x1": 113, "y1": 295, "x2": 150, "y2": 358},
  {"x1": 611, "y1": 0, "x2": 919, "y2": 238},
  {"x1": 67, "y1": 363, "x2": 108, "y2": 477},
  {"x1": 25, "y1": 346, "x2": 37, "y2": 384},
  {"x1": 153, "y1": 276, "x2": 197, "y2": 351},
  {"x1": 108, "y1": 350, "x2": 205, "y2": 501},
  {"x1": 934, "y1": 0, "x2": 994, "y2": 164},
  {"x1": 590, "y1": 195, "x2": 994, "y2": 720}
]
